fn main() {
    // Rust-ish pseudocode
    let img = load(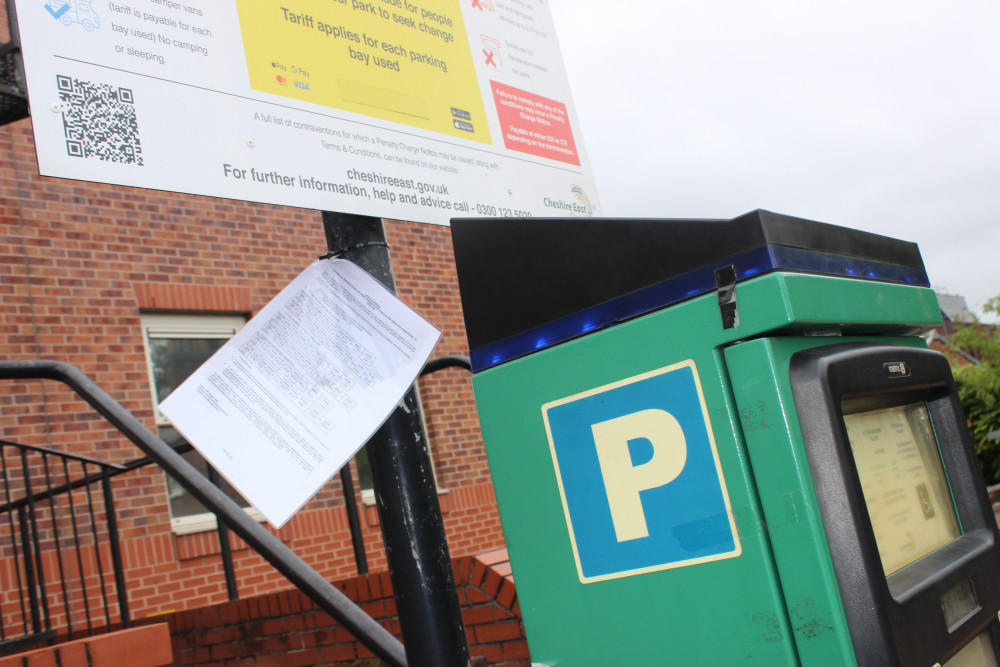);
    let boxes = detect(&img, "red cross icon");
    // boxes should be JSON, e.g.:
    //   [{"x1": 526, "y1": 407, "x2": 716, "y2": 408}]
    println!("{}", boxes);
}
[{"x1": 484, "y1": 50, "x2": 496, "y2": 67}]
